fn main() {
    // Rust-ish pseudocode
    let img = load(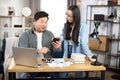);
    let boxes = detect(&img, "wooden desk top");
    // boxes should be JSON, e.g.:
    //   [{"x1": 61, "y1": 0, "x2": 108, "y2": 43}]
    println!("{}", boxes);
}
[{"x1": 8, "y1": 58, "x2": 106, "y2": 72}]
